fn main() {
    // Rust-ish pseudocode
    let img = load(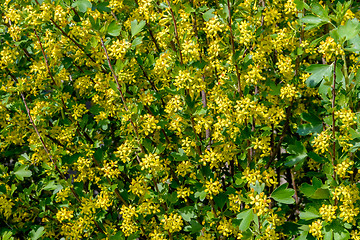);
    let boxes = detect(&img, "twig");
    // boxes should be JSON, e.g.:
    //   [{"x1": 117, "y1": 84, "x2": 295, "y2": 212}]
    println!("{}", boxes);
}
[
  {"x1": 332, "y1": 60, "x2": 337, "y2": 180},
  {"x1": 227, "y1": 0, "x2": 242, "y2": 97},
  {"x1": 100, "y1": 37, "x2": 145, "y2": 153},
  {"x1": 166, "y1": 0, "x2": 183, "y2": 64}
]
